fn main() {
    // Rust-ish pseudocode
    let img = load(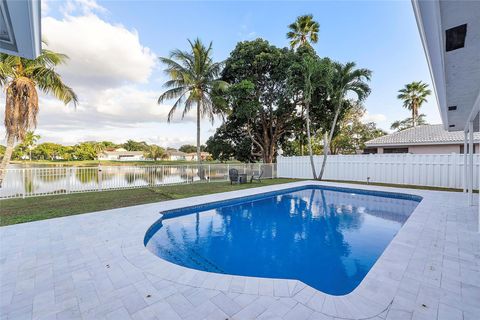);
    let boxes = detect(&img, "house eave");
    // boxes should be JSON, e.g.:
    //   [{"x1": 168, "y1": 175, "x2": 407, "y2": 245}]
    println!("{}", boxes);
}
[{"x1": 366, "y1": 140, "x2": 480, "y2": 148}]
